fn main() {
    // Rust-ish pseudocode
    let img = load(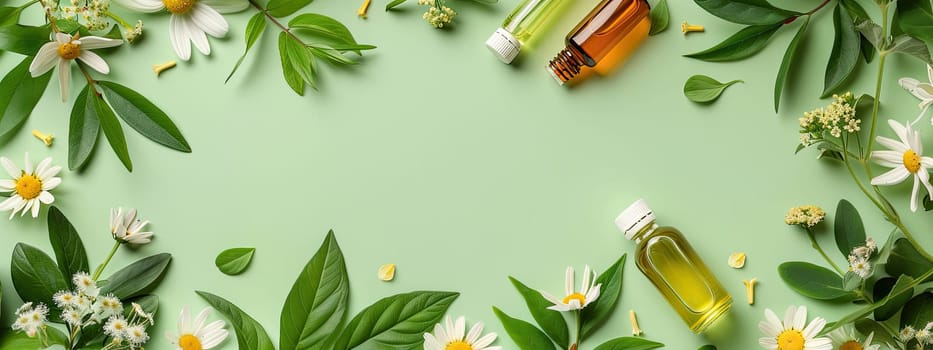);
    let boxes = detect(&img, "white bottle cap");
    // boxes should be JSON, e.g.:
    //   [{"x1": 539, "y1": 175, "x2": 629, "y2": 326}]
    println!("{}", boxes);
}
[
  {"x1": 486, "y1": 28, "x2": 521, "y2": 64},
  {"x1": 615, "y1": 199, "x2": 655, "y2": 240}
]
